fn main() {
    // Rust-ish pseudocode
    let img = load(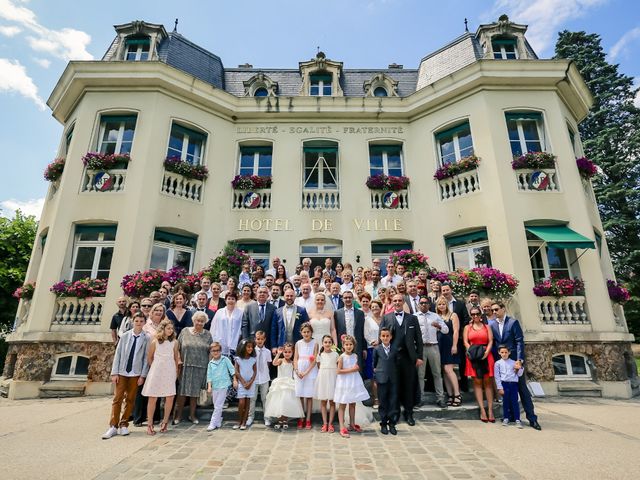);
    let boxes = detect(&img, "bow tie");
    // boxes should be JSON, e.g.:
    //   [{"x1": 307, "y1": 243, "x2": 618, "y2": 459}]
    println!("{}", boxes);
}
[{"x1": 395, "y1": 312, "x2": 403, "y2": 317}]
